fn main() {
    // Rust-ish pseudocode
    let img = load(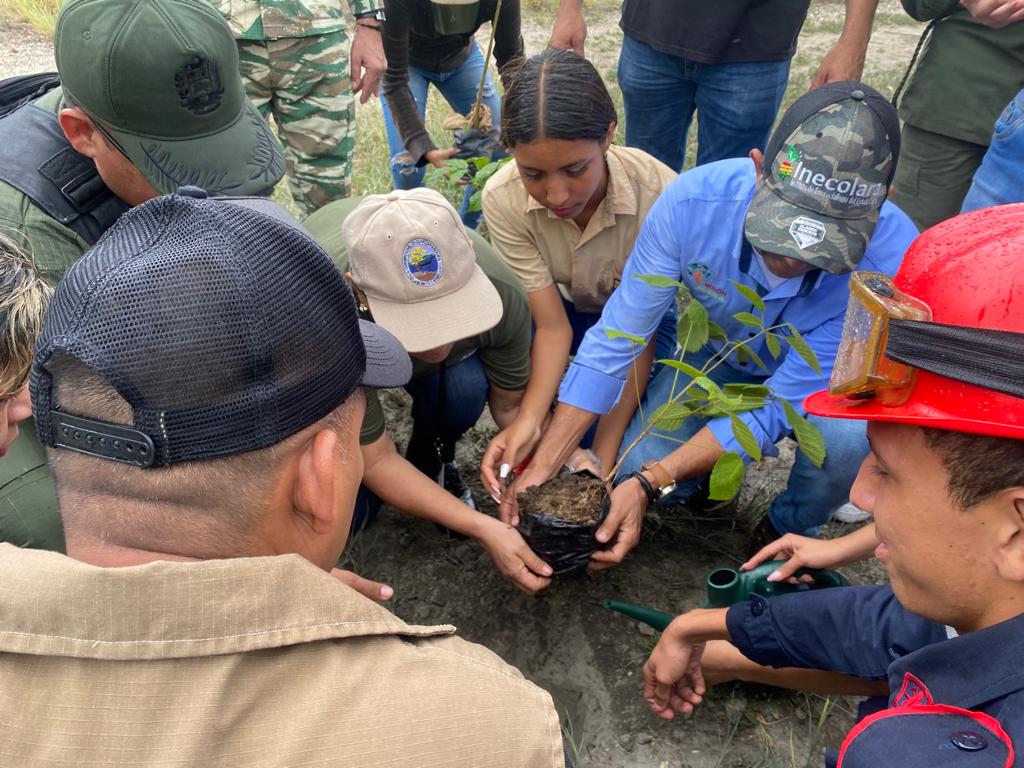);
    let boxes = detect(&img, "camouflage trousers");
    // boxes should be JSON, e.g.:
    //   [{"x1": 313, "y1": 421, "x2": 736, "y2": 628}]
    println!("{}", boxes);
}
[{"x1": 237, "y1": 31, "x2": 354, "y2": 216}]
